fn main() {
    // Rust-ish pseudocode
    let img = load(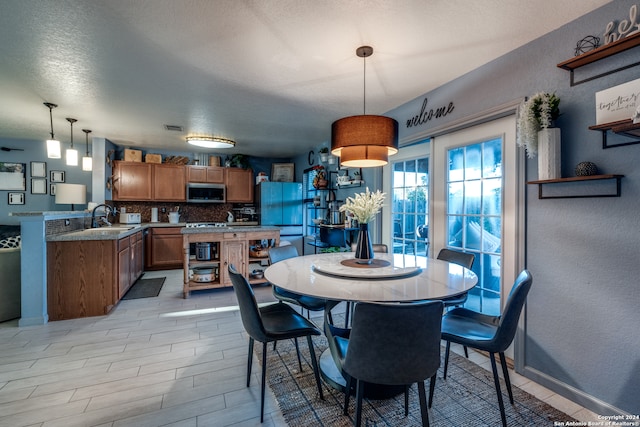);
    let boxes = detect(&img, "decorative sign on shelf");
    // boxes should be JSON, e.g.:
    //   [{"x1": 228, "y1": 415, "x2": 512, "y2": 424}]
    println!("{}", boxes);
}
[
  {"x1": 595, "y1": 77, "x2": 640, "y2": 125},
  {"x1": 405, "y1": 97, "x2": 455, "y2": 128},
  {"x1": 603, "y1": 4, "x2": 640, "y2": 45}
]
